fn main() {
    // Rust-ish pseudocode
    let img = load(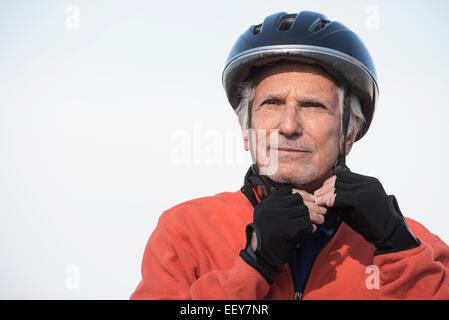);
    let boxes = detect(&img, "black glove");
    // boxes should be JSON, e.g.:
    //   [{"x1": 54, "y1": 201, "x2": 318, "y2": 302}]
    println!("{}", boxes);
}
[
  {"x1": 239, "y1": 186, "x2": 314, "y2": 283},
  {"x1": 333, "y1": 165, "x2": 420, "y2": 255}
]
